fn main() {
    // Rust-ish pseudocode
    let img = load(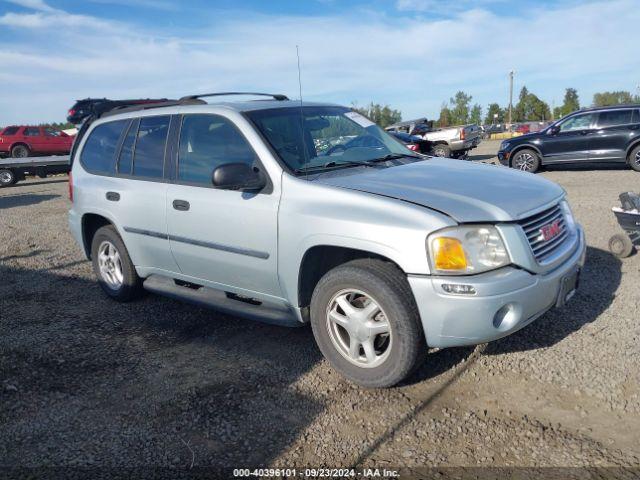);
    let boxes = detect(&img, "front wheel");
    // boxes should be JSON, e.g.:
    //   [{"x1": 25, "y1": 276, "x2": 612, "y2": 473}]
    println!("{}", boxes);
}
[
  {"x1": 0, "y1": 169, "x2": 16, "y2": 187},
  {"x1": 628, "y1": 145, "x2": 640, "y2": 172},
  {"x1": 310, "y1": 259, "x2": 425, "y2": 388},
  {"x1": 91, "y1": 225, "x2": 143, "y2": 301},
  {"x1": 511, "y1": 148, "x2": 540, "y2": 173}
]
